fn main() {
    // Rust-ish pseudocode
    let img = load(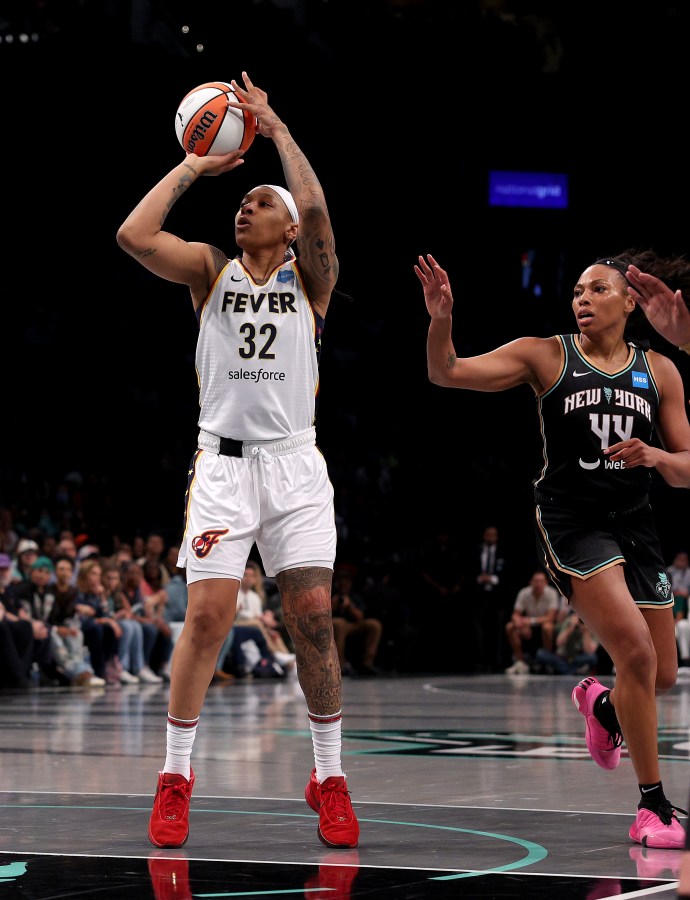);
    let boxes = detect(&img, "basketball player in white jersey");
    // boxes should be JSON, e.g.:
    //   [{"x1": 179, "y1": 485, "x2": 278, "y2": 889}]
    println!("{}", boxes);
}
[{"x1": 117, "y1": 72, "x2": 359, "y2": 851}]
